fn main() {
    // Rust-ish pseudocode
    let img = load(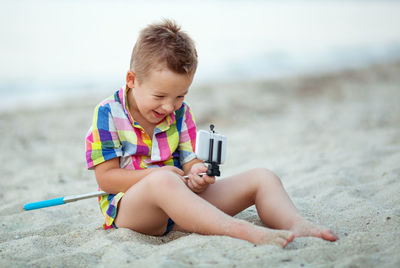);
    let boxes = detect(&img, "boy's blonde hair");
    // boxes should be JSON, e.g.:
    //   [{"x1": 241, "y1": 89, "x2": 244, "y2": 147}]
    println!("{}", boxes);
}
[{"x1": 130, "y1": 19, "x2": 198, "y2": 82}]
